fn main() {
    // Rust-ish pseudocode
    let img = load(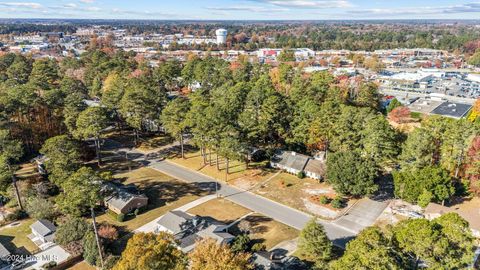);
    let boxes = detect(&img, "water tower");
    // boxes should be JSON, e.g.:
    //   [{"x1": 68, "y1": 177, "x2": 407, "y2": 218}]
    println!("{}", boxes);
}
[{"x1": 215, "y1": 28, "x2": 228, "y2": 45}]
